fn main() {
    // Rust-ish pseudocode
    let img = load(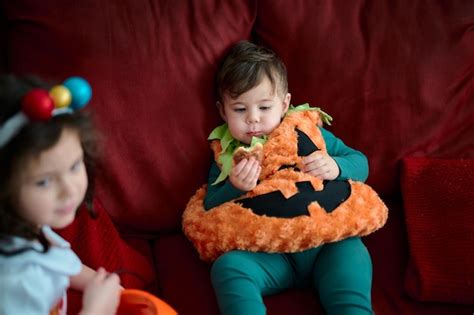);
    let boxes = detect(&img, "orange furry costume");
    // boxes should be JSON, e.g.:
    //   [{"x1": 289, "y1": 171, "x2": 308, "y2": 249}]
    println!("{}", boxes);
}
[{"x1": 183, "y1": 109, "x2": 388, "y2": 262}]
